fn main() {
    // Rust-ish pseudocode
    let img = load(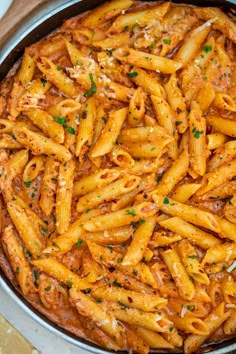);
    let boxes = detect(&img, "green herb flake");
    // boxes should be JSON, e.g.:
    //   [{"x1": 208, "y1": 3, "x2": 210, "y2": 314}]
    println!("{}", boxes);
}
[
  {"x1": 76, "y1": 239, "x2": 83, "y2": 248},
  {"x1": 34, "y1": 270, "x2": 39, "y2": 279},
  {"x1": 66, "y1": 280, "x2": 73, "y2": 287},
  {"x1": 117, "y1": 258, "x2": 123, "y2": 263},
  {"x1": 54, "y1": 116, "x2": 67, "y2": 126},
  {"x1": 127, "y1": 72, "x2": 138, "y2": 78},
  {"x1": 57, "y1": 65, "x2": 62, "y2": 71},
  {"x1": 188, "y1": 255, "x2": 199, "y2": 259},
  {"x1": 16, "y1": 266, "x2": 20, "y2": 275},
  {"x1": 41, "y1": 227, "x2": 47, "y2": 234},
  {"x1": 40, "y1": 78, "x2": 47, "y2": 87},
  {"x1": 163, "y1": 39, "x2": 171, "y2": 45},
  {"x1": 133, "y1": 269, "x2": 138, "y2": 276},
  {"x1": 187, "y1": 305, "x2": 195, "y2": 311},
  {"x1": 138, "y1": 218, "x2": 145, "y2": 225},
  {"x1": 202, "y1": 45, "x2": 212, "y2": 53},
  {"x1": 151, "y1": 43, "x2": 157, "y2": 49},
  {"x1": 24, "y1": 180, "x2": 32, "y2": 188},
  {"x1": 67, "y1": 126, "x2": 76, "y2": 135},
  {"x1": 76, "y1": 60, "x2": 83, "y2": 66},
  {"x1": 124, "y1": 25, "x2": 130, "y2": 31},
  {"x1": 45, "y1": 285, "x2": 51, "y2": 292},
  {"x1": 169, "y1": 326, "x2": 174, "y2": 332},
  {"x1": 52, "y1": 241, "x2": 60, "y2": 249},
  {"x1": 96, "y1": 298, "x2": 103, "y2": 303},
  {"x1": 176, "y1": 121, "x2": 182, "y2": 126},
  {"x1": 163, "y1": 197, "x2": 169, "y2": 204},
  {"x1": 125, "y1": 208, "x2": 137, "y2": 216},
  {"x1": 132, "y1": 23, "x2": 139, "y2": 29},
  {"x1": 193, "y1": 129, "x2": 203, "y2": 139},
  {"x1": 118, "y1": 301, "x2": 128, "y2": 309},
  {"x1": 113, "y1": 279, "x2": 122, "y2": 287},
  {"x1": 84, "y1": 73, "x2": 97, "y2": 97}
]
